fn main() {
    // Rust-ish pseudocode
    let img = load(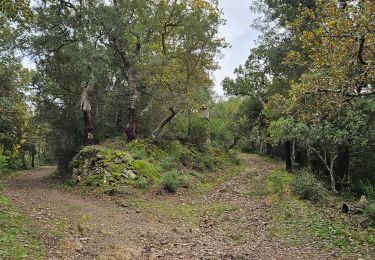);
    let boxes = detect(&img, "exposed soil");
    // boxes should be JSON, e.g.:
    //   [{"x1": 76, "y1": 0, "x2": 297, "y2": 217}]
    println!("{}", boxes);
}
[{"x1": 2, "y1": 154, "x2": 338, "y2": 259}]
